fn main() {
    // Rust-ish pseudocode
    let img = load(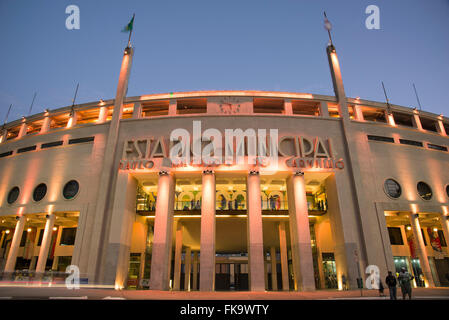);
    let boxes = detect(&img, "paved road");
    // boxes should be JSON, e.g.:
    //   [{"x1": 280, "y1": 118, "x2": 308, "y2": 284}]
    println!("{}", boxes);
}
[{"x1": 0, "y1": 286, "x2": 448, "y2": 300}]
